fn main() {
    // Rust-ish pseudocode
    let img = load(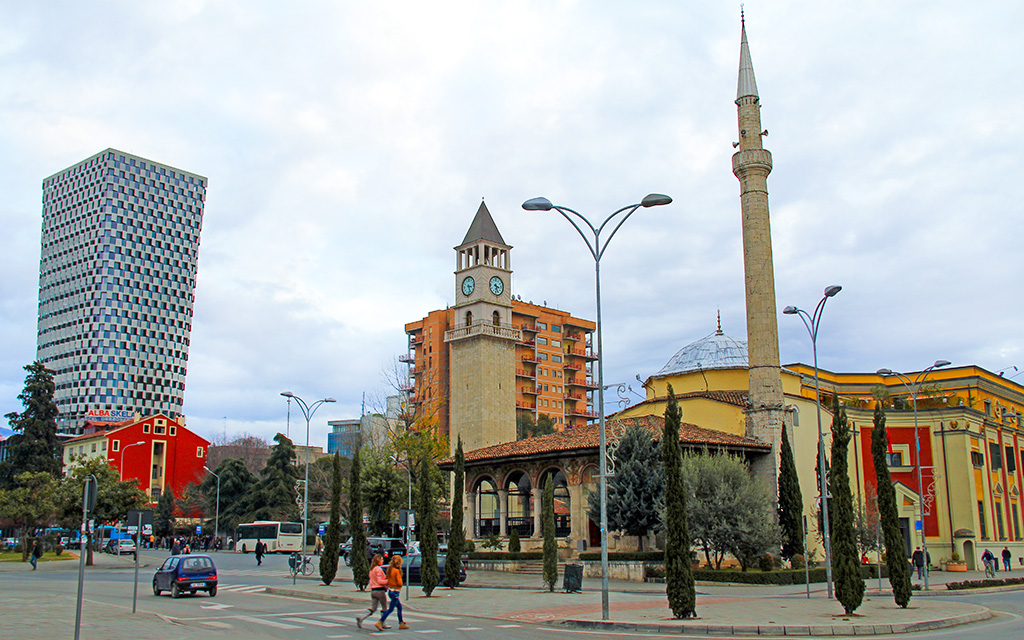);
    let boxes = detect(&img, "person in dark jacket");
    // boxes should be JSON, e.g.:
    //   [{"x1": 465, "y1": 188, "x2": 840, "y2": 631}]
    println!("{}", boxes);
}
[
  {"x1": 255, "y1": 539, "x2": 265, "y2": 566},
  {"x1": 30, "y1": 539, "x2": 43, "y2": 570},
  {"x1": 1003, "y1": 547, "x2": 1012, "y2": 571}
]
